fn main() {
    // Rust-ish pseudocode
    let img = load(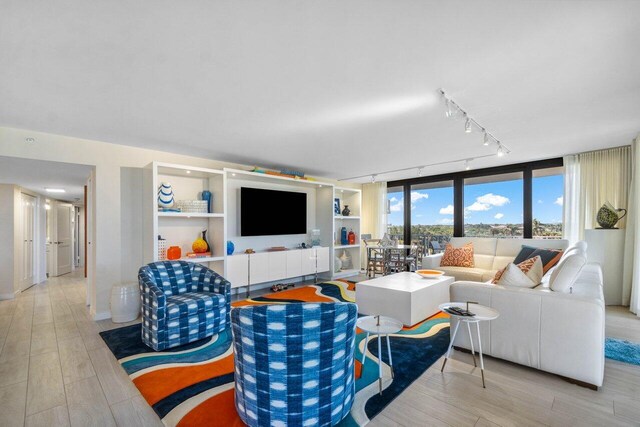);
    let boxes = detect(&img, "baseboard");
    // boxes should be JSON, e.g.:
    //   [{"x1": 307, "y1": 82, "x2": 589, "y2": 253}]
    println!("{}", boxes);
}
[
  {"x1": 93, "y1": 310, "x2": 112, "y2": 321},
  {"x1": 0, "y1": 292, "x2": 17, "y2": 300}
]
